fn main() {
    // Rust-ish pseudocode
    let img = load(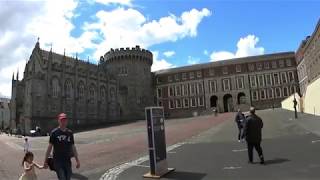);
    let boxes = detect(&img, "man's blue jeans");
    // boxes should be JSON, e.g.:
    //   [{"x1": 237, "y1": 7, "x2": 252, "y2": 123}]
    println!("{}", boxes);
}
[{"x1": 54, "y1": 159, "x2": 72, "y2": 180}]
